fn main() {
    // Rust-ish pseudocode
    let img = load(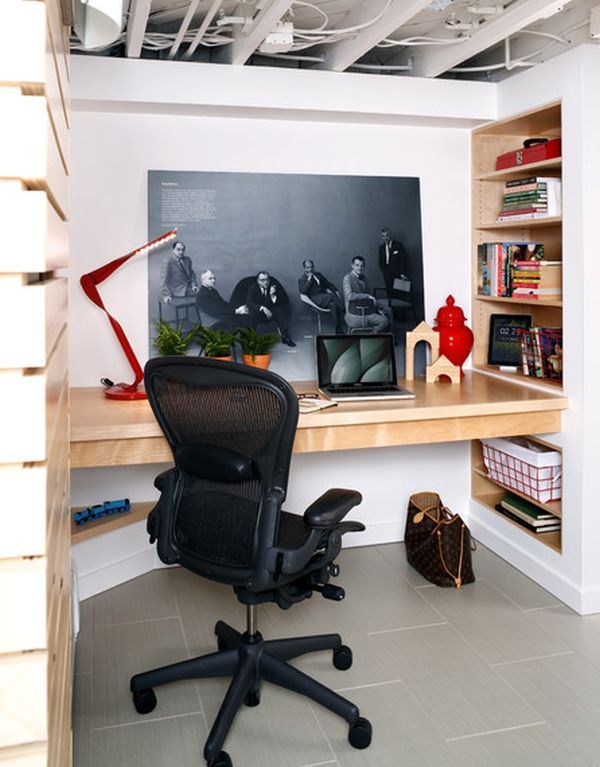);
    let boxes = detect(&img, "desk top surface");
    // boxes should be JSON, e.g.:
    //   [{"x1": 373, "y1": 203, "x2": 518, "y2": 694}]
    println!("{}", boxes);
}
[{"x1": 70, "y1": 372, "x2": 567, "y2": 444}]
